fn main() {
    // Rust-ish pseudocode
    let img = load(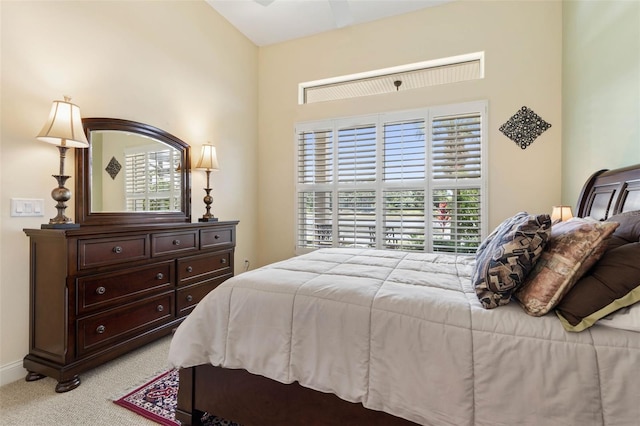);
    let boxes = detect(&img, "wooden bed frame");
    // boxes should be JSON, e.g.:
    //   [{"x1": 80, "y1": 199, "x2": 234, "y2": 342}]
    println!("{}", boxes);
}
[{"x1": 176, "y1": 163, "x2": 640, "y2": 426}]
